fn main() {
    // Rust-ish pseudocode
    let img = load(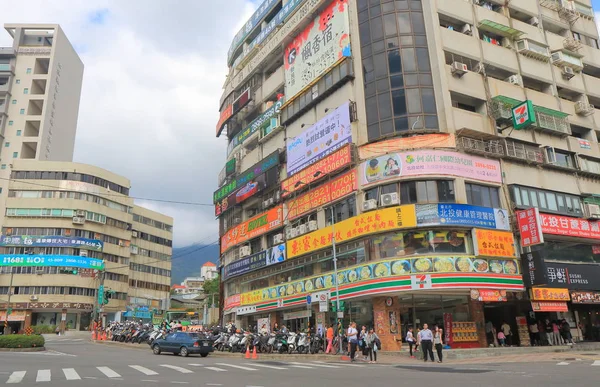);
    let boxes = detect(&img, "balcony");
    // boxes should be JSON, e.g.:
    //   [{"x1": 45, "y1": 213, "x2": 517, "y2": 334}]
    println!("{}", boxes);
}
[
  {"x1": 453, "y1": 107, "x2": 494, "y2": 136},
  {"x1": 505, "y1": 139, "x2": 545, "y2": 164},
  {"x1": 481, "y1": 41, "x2": 519, "y2": 72},
  {"x1": 262, "y1": 66, "x2": 284, "y2": 100},
  {"x1": 577, "y1": 155, "x2": 600, "y2": 177},
  {"x1": 567, "y1": 136, "x2": 600, "y2": 158},
  {"x1": 489, "y1": 96, "x2": 571, "y2": 136},
  {"x1": 440, "y1": 26, "x2": 480, "y2": 59},
  {"x1": 583, "y1": 74, "x2": 600, "y2": 99},
  {"x1": 0, "y1": 82, "x2": 9, "y2": 95},
  {"x1": 0, "y1": 64, "x2": 14, "y2": 74},
  {"x1": 456, "y1": 136, "x2": 505, "y2": 158}
]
